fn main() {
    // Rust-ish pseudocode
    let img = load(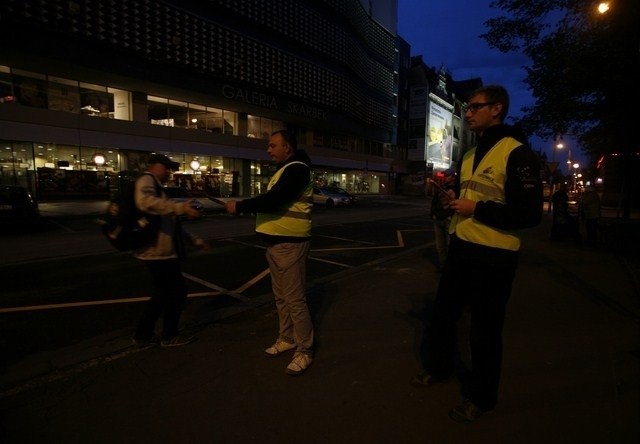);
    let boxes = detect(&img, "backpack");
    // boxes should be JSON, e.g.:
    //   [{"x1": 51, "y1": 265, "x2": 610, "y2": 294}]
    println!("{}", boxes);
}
[{"x1": 101, "y1": 173, "x2": 162, "y2": 251}]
